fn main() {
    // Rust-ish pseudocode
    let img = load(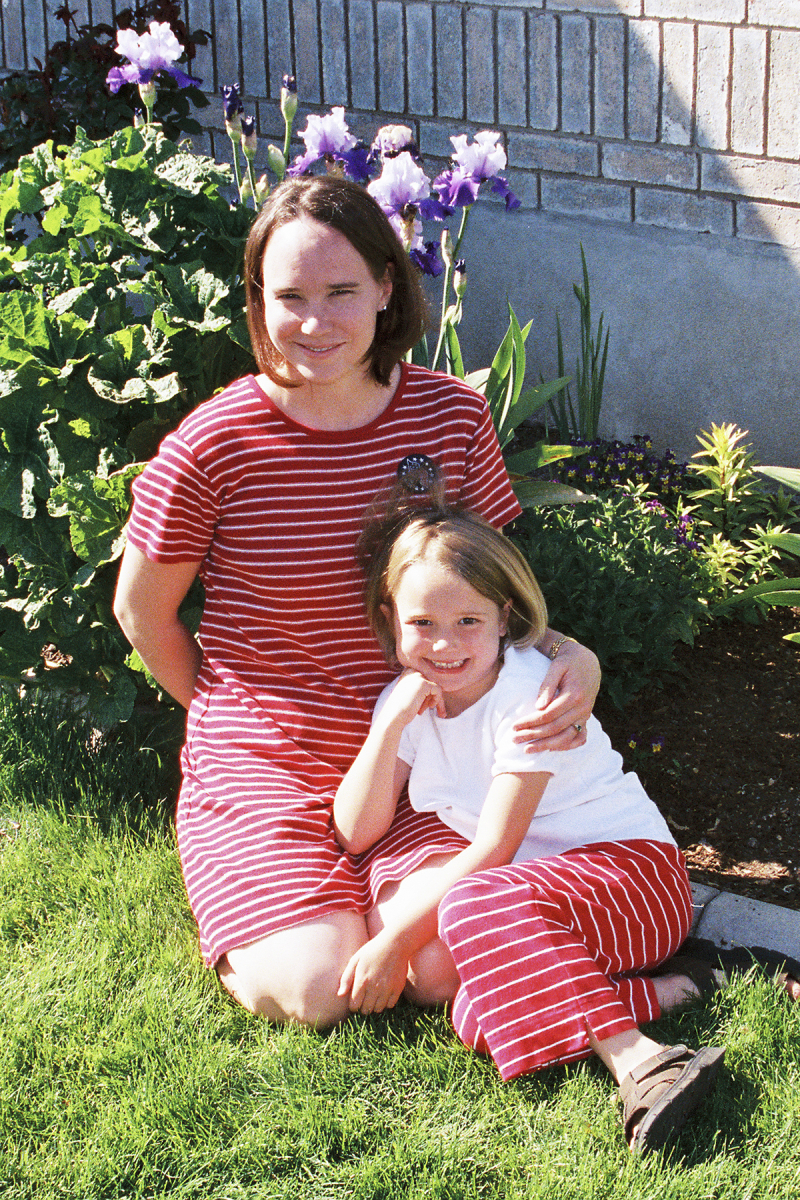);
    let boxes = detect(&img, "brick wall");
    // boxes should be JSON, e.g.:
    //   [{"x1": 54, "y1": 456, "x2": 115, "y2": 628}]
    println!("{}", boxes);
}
[{"x1": 4, "y1": 1, "x2": 800, "y2": 248}]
